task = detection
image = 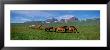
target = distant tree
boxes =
[93,18,100,21]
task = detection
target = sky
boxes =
[11,10,100,23]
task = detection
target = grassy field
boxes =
[11,21,100,40]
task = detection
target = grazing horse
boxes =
[35,25,42,29]
[67,27,75,33]
[29,25,36,29]
[59,26,79,33]
[61,26,68,29]
[68,26,79,33]
[56,26,65,32]
[45,27,56,32]
[60,26,68,32]
[29,24,43,30]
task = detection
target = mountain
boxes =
[67,17,78,22]
[59,16,79,23]
[60,19,65,23]
[45,17,58,23]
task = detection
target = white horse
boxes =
[29,24,36,29]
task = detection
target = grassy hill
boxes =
[11,20,100,40]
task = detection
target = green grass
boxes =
[11,21,100,40]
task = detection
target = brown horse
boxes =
[45,27,56,32]
[45,25,79,33]
[60,26,68,32]
[56,26,65,32]
[35,25,43,29]
[68,26,79,33]
[59,26,79,33]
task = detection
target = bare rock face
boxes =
[67,17,78,22]
[45,18,58,23]
[60,17,79,23]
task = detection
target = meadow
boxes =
[11,21,100,40]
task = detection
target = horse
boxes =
[29,24,43,30]
[68,26,79,33]
[56,26,65,33]
[58,26,79,33]
[45,27,56,32]
[29,25,36,29]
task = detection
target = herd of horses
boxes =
[29,24,79,33]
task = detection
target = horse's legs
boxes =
[45,28,47,31]
[54,28,57,32]
[74,28,79,33]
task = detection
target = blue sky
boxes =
[11,10,100,23]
